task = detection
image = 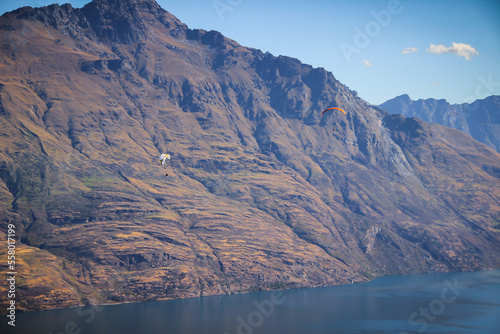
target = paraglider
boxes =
[321,107,346,131]
[321,107,346,116]
[160,154,170,165]
[160,154,170,177]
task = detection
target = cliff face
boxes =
[380,94,500,152]
[0,0,499,311]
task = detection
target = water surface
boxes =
[3,270,500,334]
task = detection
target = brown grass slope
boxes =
[0,0,499,311]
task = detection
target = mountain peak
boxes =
[80,0,184,44]
[82,0,164,14]
[1,0,186,45]
[380,94,500,152]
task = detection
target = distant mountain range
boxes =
[379,94,500,152]
[0,0,499,312]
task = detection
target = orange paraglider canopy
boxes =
[321,107,346,116]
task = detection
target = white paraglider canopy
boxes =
[160,154,170,165]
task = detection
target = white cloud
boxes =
[363,59,373,67]
[426,42,479,60]
[402,47,418,54]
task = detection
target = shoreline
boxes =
[6,267,499,315]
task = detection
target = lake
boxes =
[3,269,500,334]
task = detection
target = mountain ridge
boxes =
[0,0,499,312]
[379,94,500,152]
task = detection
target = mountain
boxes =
[0,0,499,312]
[379,94,500,152]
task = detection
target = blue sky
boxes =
[1,0,499,105]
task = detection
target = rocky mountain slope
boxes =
[0,0,499,312]
[379,94,500,152]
